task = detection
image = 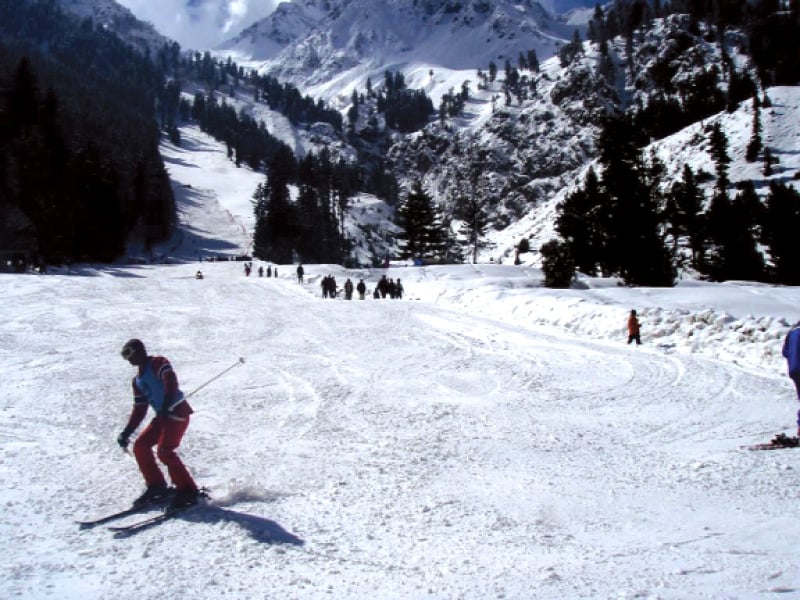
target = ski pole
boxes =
[185,356,246,399]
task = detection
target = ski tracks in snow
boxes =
[2,264,798,598]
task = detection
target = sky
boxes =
[1,120,800,599]
[542,0,600,12]
[115,0,286,49]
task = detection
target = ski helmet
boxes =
[121,338,146,360]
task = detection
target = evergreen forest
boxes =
[0,0,175,264]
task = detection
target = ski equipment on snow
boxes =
[185,357,245,399]
[76,492,175,529]
[109,490,209,535]
[745,433,800,451]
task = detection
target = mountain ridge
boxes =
[219,0,585,102]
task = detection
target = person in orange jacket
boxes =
[627,309,641,345]
[117,339,200,509]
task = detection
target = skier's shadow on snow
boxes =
[184,505,305,546]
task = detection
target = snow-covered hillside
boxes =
[494,85,800,264]
[53,0,800,271]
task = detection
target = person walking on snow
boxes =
[117,339,200,508]
[781,322,800,437]
[627,310,641,345]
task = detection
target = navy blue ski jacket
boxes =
[782,325,800,376]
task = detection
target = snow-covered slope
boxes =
[2,262,799,599]
[150,122,399,267]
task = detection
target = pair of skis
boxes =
[744,433,800,451]
[78,493,207,534]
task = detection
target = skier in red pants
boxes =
[117,339,200,509]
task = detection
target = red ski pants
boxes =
[133,416,197,492]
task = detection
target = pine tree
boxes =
[704,185,764,282]
[666,164,707,269]
[555,167,605,275]
[762,146,778,175]
[597,116,675,286]
[527,49,539,72]
[703,191,732,280]
[745,96,762,162]
[396,181,437,260]
[707,122,730,193]
[761,181,800,284]
[729,182,765,281]
[458,196,490,264]
[252,147,297,263]
[559,29,584,67]
[540,240,576,288]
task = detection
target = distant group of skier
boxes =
[242,263,278,278]
[226,262,407,301]
[319,273,403,300]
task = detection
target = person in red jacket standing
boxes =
[117,339,200,509]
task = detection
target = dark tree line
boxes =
[255,72,344,131]
[189,92,294,172]
[149,48,345,149]
[549,114,800,286]
[590,0,800,88]
[345,71,432,134]
[173,51,344,131]
[0,1,175,264]
[252,147,363,265]
[376,71,434,133]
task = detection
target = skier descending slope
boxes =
[117,339,200,509]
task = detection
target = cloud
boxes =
[538,0,599,14]
[115,0,285,50]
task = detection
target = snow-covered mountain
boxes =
[46,0,800,272]
[57,0,171,54]
[220,0,578,98]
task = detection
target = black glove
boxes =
[117,427,133,449]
